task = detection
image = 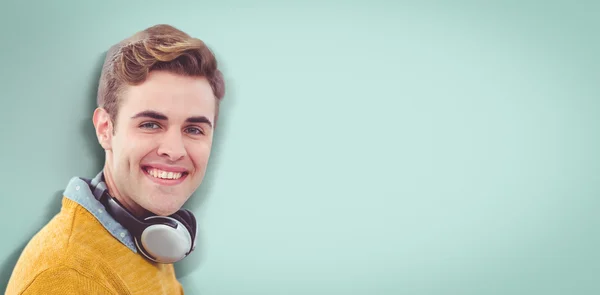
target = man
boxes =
[5,24,226,294]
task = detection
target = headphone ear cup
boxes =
[136,216,192,264]
[171,210,196,241]
[134,234,156,262]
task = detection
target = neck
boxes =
[102,163,149,219]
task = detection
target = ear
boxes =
[93,107,113,150]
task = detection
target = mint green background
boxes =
[1,0,599,294]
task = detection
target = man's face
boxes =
[100,71,216,216]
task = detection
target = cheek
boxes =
[188,142,212,168]
[124,137,156,166]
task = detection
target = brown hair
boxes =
[97,24,225,130]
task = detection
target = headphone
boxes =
[86,172,197,264]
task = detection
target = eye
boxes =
[185,126,205,135]
[140,122,161,129]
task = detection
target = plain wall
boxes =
[1,0,599,294]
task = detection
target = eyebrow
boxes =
[131,110,213,128]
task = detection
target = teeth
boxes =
[146,168,183,180]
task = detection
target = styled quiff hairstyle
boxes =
[97,24,225,130]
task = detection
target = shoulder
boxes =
[16,265,117,295]
[6,210,74,286]
[6,200,125,294]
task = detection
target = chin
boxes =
[137,172,195,215]
[145,204,181,217]
[144,193,190,216]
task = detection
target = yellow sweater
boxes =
[5,196,184,294]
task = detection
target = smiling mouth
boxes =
[143,166,189,180]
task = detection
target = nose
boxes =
[156,129,187,162]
